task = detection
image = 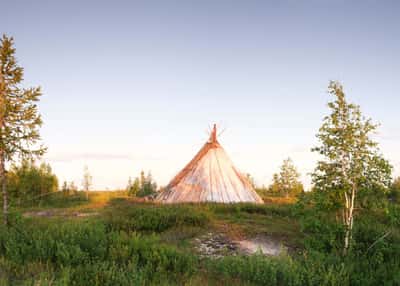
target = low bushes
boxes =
[0,220,108,266]
[1,200,399,285]
[205,202,294,217]
[207,249,400,286]
[0,220,197,285]
[103,201,210,233]
[207,254,301,286]
[12,191,88,209]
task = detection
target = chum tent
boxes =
[157,125,263,204]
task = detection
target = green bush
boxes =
[7,160,59,205]
[207,254,302,286]
[207,203,294,217]
[208,249,400,286]
[103,202,209,233]
[0,220,107,265]
[0,219,197,285]
[207,253,351,286]
[387,204,400,227]
[299,214,345,253]
[1,200,399,285]
[27,191,88,208]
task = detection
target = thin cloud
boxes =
[45,152,163,162]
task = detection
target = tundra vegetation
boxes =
[0,35,399,285]
[126,170,158,198]
[264,158,304,198]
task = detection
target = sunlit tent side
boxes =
[157,125,263,204]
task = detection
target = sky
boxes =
[2,0,399,190]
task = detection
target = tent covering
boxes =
[157,125,263,204]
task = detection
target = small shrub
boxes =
[208,203,294,218]
[0,218,198,285]
[207,254,302,286]
[103,202,209,233]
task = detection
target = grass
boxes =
[0,192,399,285]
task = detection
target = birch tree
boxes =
[312,81,392,253]
[0,35,46,225]
[82,165,92,200]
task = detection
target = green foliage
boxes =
[61,261,144,286]
[6,159,58,205]
[61,180,78,196]
[209,202,294,218]
[310,81,392,252]
[295,192,344,253]
[127,170,157,197]
[0,199,399,285]
[0,220,107,266]
[389,177,400,203]
[268,158,304,197]
[358,184,389,211]
[0,219,197,285]
[207,247,400,286]
[207,254,302,286]
[312,81,392,201]
[301,214,345,253]
[295,189,400,284]
[126,177,140,197]
[35,191,88,208]
[104,201,209,233]
[0,35,46,161]
[386,204,400,227]
[0,34,47,224]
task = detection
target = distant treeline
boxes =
[2,160,161,205]
[126,171,158,198]
[4,157,399,207]
[6,160,58,205]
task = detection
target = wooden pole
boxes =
[211,124,217,143]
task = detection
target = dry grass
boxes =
[262,196,298,204]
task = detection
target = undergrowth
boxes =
[0,198,398,285]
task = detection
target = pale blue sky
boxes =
[2,0,399,189]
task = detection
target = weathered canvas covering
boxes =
[157,125,263,204]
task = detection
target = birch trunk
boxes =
[344,184,356,254]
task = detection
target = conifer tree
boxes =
[0,35,46,225]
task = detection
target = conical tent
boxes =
[157,125,263,204]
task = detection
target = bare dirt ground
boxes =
[194,231,286,258]
[235,236,285,256]
[23,209,99,218]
